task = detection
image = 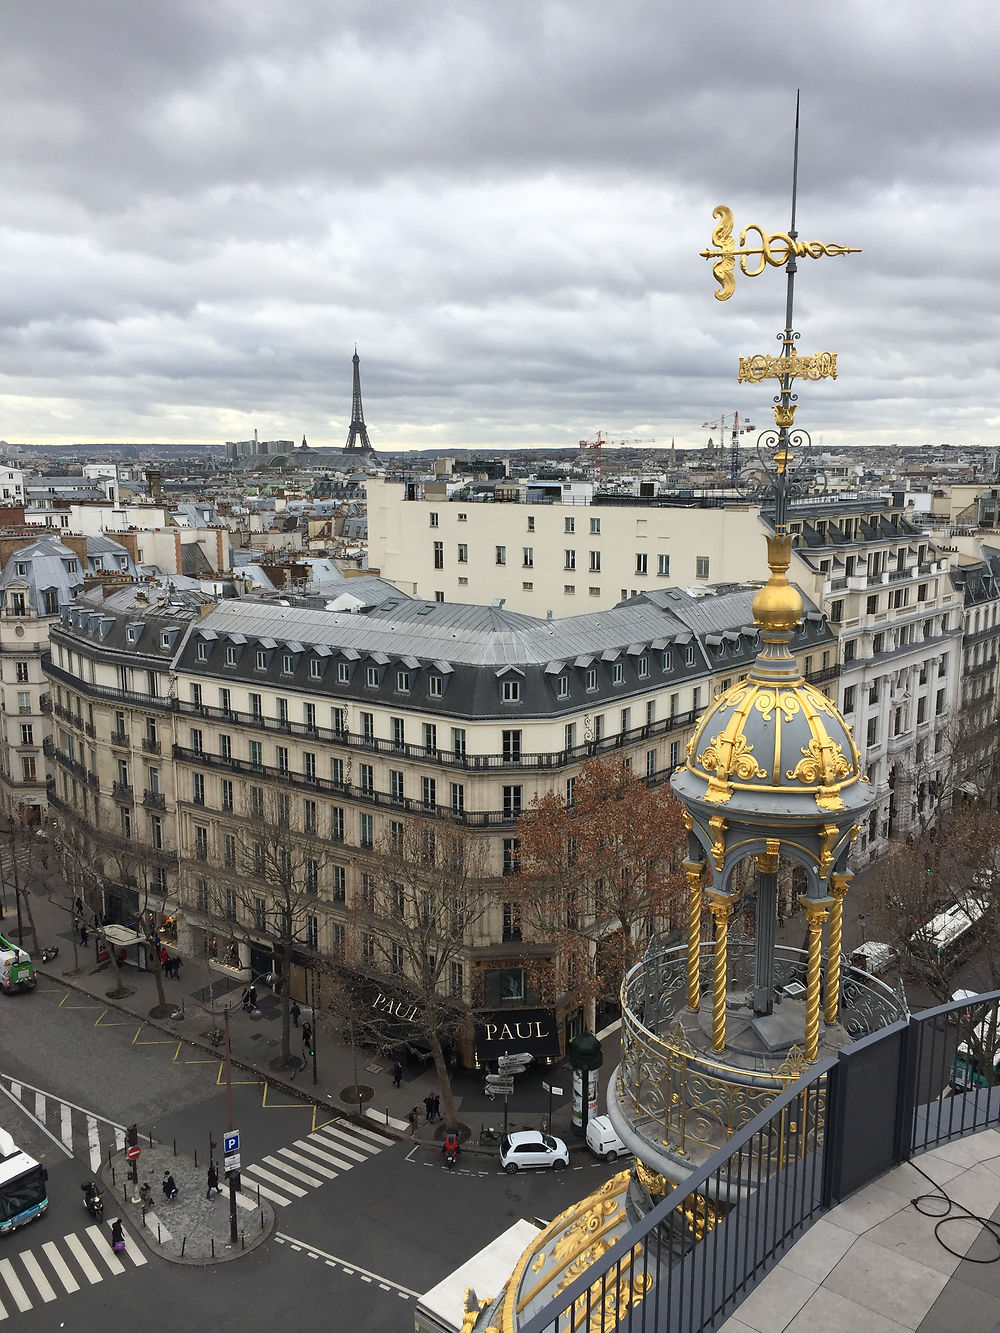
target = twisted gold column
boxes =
[683,858,705,1012]
[800,896,831,1062]
[824,873,852,1025]
[706,892,734,1054]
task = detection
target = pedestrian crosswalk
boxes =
[235,1119,394,1209]
[0,1075,125,1170]
[0,1223,145,1318]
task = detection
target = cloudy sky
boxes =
[3,2,999,451]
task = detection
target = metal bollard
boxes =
[194,1149,198,1168]
[257,1184,260,1206]
[211,1237,215,1259]
[173,1139,177,1156]
[385,1107,389,1125]
[111,1165,116,1186]
[148,1130,153,1147]
[259,1211,264,1232]
[241,1230,245,1250]
[181,1236,186,1257]
[157,1224,161,1244]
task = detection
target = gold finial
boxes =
[701,205,860,302]
[752,533,803,633]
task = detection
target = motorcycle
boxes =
[40,946,59,963]
[443,1134,460,1170]
[81,1181,104,1223]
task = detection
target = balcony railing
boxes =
[43,654,701,772]
[47,791,178,866]
[110,730,130,748]
[111,781,134,803]
[142,790,165,810]
[142,737,161,754]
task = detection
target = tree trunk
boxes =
[427,1023,457,1131]
[18,888,39,956]
[278,947,291,1064]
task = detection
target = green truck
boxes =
[0,934,36,994]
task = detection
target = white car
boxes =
[585,1115,627,1162]
[500,1131,569,1174]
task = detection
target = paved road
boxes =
[0,978,621,1331]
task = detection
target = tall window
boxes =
[658,554,670,576]
[502,785,522,819]
[635,553,648,575]
[331,865,345,901]
[422,776,436,810]
[695,556,710,579]
[433,541,444,569]
[331,807,345,841]
[303,799,317,833]
[360,814,374,847]
[496,546,506,565]
[450,782,464,815]
[502,729,522,762]
[451,727,466,757]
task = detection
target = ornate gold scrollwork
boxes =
[678,1191,722,1241]
[636,1159,668,1197]
[815,823,841,880]
[701,204,860,301]
[738,352,838,383]
[786,736,851,789]
[698,730,768,785]
[708,816,727,872]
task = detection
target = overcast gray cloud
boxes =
[2,1,999,450]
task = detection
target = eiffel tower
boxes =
[344,347,374,452]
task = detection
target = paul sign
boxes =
[474,1008,560,1062]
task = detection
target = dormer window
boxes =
[309,658,322,679]
[684,645,696,666]
[556,675,569,699]
[281,653,294,674]
[15,563,27,577]
[501,679,520,702]
[255,650,267,670]
[612,662,624,685]
[225,646,237,666]
[366,666,379,687]
[637,656,649,678]
[337,663,350,683]
[396,670,410,693]
[428,675,443,697]
[196,642,208,662]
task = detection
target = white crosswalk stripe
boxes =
[0,1075,125,1169]
[235,1117,394,1208]
[0,1225,146,1317]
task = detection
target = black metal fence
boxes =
[518,988,1000,1333]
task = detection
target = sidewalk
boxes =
[10,880,617,1155]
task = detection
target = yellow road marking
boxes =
[94,1009,125,1026]
[131,1025,174,1046]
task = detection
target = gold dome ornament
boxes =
[752,533,803,634]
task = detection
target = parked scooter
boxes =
[40,945,59,963]
[81,1181,104,1223]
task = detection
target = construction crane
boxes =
[702,413,756,484]
[578,433,655,477]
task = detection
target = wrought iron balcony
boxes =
[111,781,134,803]
[110,730,130,748]
[141,737,161,754]
[617,939,908,1171]
[142,790,165,810]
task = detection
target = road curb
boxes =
[39,963,405,1142]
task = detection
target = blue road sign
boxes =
[224,1130,240,1156]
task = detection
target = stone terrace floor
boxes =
[719,1128,1000,1333]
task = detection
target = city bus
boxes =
[907,897,985,976]
[0,1128,48,1234]
[0,933,36,994]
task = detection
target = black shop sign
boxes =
[474,1008,561,1061]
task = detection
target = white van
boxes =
[585,1115,627,1162]
[849,941,897,977]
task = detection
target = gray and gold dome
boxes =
[672,532,872,889]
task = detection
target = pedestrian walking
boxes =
[206,1163,221,1199]
[290,1001,301,1028]
[423,1093,435,1123]
[301,1021,313,1054]
[408,1107,420,1138]
[162,1171,178,1202]
[160,946,169,971]
[431,1094,441,1123]
[172,956,182,979]
[138,1182,152,1216]
[392,1061,402,1088]
[110,1218,125,1253]
[80,923,88,947]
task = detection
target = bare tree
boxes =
[512,756,686,1025]
[208,787,333,1070]
[49,818,132,998]
[337,814,491,1131]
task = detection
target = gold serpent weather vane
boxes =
[700,204,860,303]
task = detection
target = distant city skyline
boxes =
[3,3,999,450]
